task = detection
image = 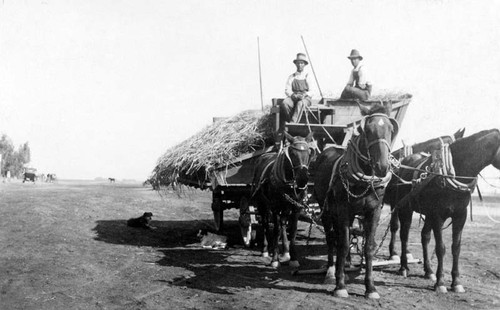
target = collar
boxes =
[293,70,307,77]
[353,63,363,72]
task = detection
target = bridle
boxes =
[272,139,312,192]
[336,113,397,199]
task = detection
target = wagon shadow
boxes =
[93,219,339,294]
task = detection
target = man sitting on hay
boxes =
[340,49,372,101]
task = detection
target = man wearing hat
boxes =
[340,49,372,101]
[279,53,314,128]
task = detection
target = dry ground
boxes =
[1,180,500,310]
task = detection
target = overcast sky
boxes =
[1,0,499,180]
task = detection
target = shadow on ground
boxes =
[92,219,358,295]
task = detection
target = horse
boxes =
[313,101,398,299]
[108,178,116,183]
[393,129,500,293]
[385,128,466,261]
[251,132,314,268]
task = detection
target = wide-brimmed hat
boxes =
[293,53,309,65]
[347,49,363,60]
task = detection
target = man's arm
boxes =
[305,73,315,98]
[346,70,354,87]
[285,74,294,97]
[358,66,370,89]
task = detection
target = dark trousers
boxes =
[279,96,312,130]
[340,85,371,101]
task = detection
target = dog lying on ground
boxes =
[127,212,157,230]
[197,229,227,249]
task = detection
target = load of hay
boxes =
[151,108,275,188]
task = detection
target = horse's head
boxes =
[358,101,398,177]
[283,131,314,189]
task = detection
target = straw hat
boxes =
[347,49,363,60]
[293,53,309,65]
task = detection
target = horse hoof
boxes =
[389,255,400,262]
[435,285,447,293]
[426,273,437,281]
[406,253,414,260]
[280,252,291,262]
[270,261,280,268]
[333,289,349,298]
[324,267,335,284]
[452,285,465,293]
[398,269,408,278]
[262,252,269,258]
[365,292,380,299]
[289,260,300,268]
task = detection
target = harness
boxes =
[392,142,478,222]
[252,139,312,203]
[329,113,395,201]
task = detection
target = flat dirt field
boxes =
[1,180,500,310]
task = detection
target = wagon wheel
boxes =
[239,196,257,247]
[212,196,224,233]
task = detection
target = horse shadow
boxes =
[92,219,341,294]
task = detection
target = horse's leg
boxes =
[363,207,382,299]
[421,219,435,280]
[333,212,350,298]
[279,216,290,262]
[398,207,413,277]
[288,211,300,268]
[259,205,270,258]
[389,203,400,261]
[431,217,447,293]
[323,212,336,285]
[451,210,467,293]
[270,212,281,268]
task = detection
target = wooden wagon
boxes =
[186,96,411,245]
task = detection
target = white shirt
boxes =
[285,71,315,98]
[347,63,371,89]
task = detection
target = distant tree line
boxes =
[0,134,31,177]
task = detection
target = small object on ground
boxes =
[127,212,157,230]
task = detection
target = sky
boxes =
[1,0,499,180]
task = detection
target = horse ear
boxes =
[357,101,371,116]
[357,117,366,135]
[305,132,314,142]
[383,101,393,116]
[390,118,399,142]
[283,131,294,143]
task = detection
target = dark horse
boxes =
[385,128,466,261]
[251,132,314,268]
[314,101,398,299]
[393,129,500,293]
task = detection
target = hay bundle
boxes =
[371,90,412,102]
[152,108,275,188]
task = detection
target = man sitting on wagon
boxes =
[279,53,314,130]
[340,49,372,101]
